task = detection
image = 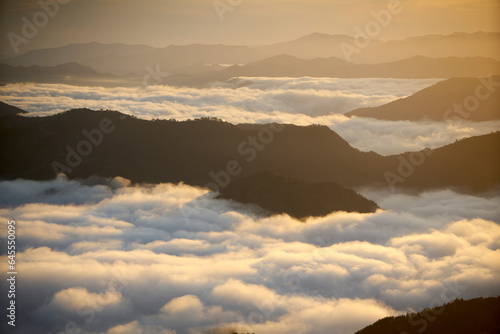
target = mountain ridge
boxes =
[2,32,499,75]
[163,55,500,87]
[1,103,499,193]
[355,297,500,334]
[2,42,155,67]
[217,171,380,219]
[0,63,135,87]
[346,76,500,121]
[2,55,499,88]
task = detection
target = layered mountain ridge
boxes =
[1,103,499,194]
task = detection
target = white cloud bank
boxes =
[0,178,499,334]
[0,77,438,116]
[3,78,498,155]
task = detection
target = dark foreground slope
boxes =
[390,133,500,191]
[218,172,379,219]
[347,76,500,121]
[356,297,500,334]
[0,107,388,187]
[0,101,27,117]
[1,104,499,192]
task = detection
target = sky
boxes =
[0,0,499,56]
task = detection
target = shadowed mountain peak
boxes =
[217,171,379,219]
[346,76,500,121]
[1,104,499,193]
[356,297,500,334]
[0,102,27,117]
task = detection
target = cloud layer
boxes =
[1,79,499,155]
[1,178,499,334]
[0,77,438,116]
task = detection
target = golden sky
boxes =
[0,0,499,55]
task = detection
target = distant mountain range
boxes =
[163,55,500,87]
[356,297,500,334]
[1,103,499,194]
[1,42,155,67]
[0,63,137,87]
[347,76,500,121]
[258,32,500,63]
[350,31,500,63]
[217,172,379,219]
[1,32,499,76]
[1,55,499,88]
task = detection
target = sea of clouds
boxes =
[1,78,499,155]
[0,177,499,334]
[1,77,499,333]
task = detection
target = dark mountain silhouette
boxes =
[0,63,137,87]
[0,107,386,188]
[217,172,379,219]
[163,55,500,87]
[1,104,499,193]
[392,133,500,191]
[355,297,500,334]
[1,42,155,67]
[0,102,27,117]
[346,76,500,121]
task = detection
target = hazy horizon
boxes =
[4,30,500,53]
[1,0,499,56]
